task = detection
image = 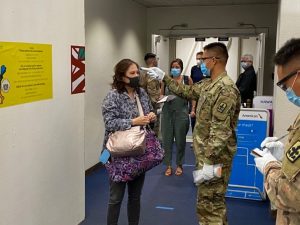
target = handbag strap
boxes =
[135,94,144,116]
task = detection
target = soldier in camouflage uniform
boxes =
[254,38,300,225]
[139,53,161,136]
[146,42,241,225]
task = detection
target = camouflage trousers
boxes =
[196,165,232,225]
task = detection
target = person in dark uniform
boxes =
[236,54,257,107]
[191,51,205,83]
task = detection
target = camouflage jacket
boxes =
[164,72,241,167]
[264,113,300,225]
[139,72,161,109]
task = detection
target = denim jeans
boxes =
[107,173,145,225]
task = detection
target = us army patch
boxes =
[286,141,300,163]
[217,102,227,113]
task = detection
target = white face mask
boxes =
[196,59,201,66]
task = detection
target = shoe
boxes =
[175,166,183,176]
[164,166,172,176]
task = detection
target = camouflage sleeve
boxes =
[203,88,238,164]
[146,78,161,104]
[163,75,200,100]
[264,162,300,212]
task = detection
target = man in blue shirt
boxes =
[191,51,205,83]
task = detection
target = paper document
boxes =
[157,96,168,103]
[157,95,176,103]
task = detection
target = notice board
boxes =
[0,41,52,108]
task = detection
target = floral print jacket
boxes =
[102,88,153,149]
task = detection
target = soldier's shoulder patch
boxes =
[213,96,233,121]
[217,102,227,113]
[286,140,300,163]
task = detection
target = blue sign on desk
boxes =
[226,109,269,200]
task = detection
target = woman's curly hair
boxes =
[112,58,140,93]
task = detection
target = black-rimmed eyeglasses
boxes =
[276,70,299,91]
[199,56,220,64]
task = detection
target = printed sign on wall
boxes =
[0,42,52,108]
[71,46,85,94]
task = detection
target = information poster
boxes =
[0,42,52,108]
[226,109,269,200]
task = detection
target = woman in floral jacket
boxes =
[102,58,156,225]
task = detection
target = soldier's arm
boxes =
[146,79,161,104]
[203,88,239,164]
[264,162,300,212]
[163,75,200,100]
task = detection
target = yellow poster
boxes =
[0,42,52,108]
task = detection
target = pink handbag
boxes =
[106,95,146,157]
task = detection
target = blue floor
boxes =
[81,143,276,225]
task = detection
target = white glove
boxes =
[193,169,205,186]
[194,163,222,185]
[254,152,277,174]
[145,67,165,80]
[261,137,284,161]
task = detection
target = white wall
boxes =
[0,1,85,225]
[155,35,170,73]
[147,4,278,95]
[273,0,300,138]
[175,37,240,82]
[84,0,147,169]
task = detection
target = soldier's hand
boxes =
[261,137,284,161]
[254,152,277,174]
[201,163,223,181]
[193,169,204,186]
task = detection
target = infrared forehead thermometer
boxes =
[140,67,152,72]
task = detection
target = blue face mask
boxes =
[170,68,181,77]
[286,87,300,107]
[200,63,210,77]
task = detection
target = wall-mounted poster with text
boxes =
[0,42,52,108]
[71,45,85,94]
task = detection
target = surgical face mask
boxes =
[200,63,210,76]
[170,68,181,77]
[241,62,249,70]
[196,59,201,66]
[125,76,140,88]
[286,87,300,107]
